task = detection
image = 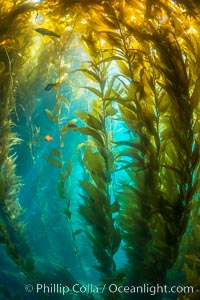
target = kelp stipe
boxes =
[43,25,90,282]
[75,31,122,298]
[0,44,35,283]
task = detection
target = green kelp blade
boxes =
[76,67,100,82]
[110,227,121,254]
[76,110,102,130]
[75,110,88,123]
[90,173,106,190]
[83,86,102,98]
[61,119,78,136]
[104,75,117,99]
[45,109,58,123]
[117,59,131,78]
[79,180,107,204]
[83,146,106,177]
[100,31,122,48]
[118,148,144,163]
[45,156,62,168]
[35,28,60,38]
[114,140,145,153]
[57,178,65,199]
[86,114,102,130]
[160,164,182,176]
[64,160,72,179]
[85,230,103,249]
[78,127,104,146]
[50,148,61,158]
[80,204,107,228]
[61,124,70,136]
[98,14,118,29]
[83,146,107,188]
[105,104,118,117]
[107,150,115,174]
[57,95,70,110]
[79,205,97,225]
[76,142,86,152]
[64,208,71,219]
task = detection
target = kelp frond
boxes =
[75,31,122,297]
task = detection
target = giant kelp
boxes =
[0,0,36,286]
[69,0,200,296]
[0,1,87,298]
[0,0,200,299]
[76,32,122,293]
[105,7,170,289]
[44,20,122,296]
[90,0,200,293]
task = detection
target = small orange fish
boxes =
[44,135,53,142]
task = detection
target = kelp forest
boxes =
[0,0,200,299]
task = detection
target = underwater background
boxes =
[0,0,200,299]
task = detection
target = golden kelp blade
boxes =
[35,28,60,38]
